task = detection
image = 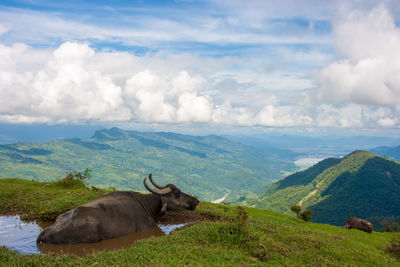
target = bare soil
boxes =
[158,210,222,225]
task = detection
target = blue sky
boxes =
[0,0,400,133]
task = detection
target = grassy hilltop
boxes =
[1,178,399,266]
[242,150,400,228]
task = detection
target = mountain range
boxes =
[0,127,297,201]
[1,126,400,230]
[370,145,400,161]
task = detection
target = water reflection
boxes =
[0,215,43,254]
[0,215,193,256]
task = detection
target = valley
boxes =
[0,127,298,201]
[1,127,399,231]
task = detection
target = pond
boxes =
[0,215,193,256]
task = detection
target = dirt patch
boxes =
[0,211,19,216]
[158,210,222,225]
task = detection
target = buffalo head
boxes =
[143,174,199,213]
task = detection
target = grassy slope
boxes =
[0,178,399,266]
[243,157,342,213]
[0,128,297,201]
[0,178,108,221]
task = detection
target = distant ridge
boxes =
[0,127,297,201]
[370,145,400,161]
[241,150,400,228]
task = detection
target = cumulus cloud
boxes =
[0,40,316,127]
[1,41,318,127]
[0,42,131,123]
[124,70,210,123]
[315,6,400,106]
[314,5,400,128]
[2,10,400,130]
[0,42,215,124]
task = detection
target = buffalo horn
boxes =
[149,173,167,189]
[143,178,172,195]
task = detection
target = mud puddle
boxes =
[0,213,204,256]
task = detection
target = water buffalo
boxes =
[37,174,199,244]
[343,217,374,233]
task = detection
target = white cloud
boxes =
[362,106,398,128]
[254,105,313,127]
[0,5,331,47]
[314,104,363,128]
[125,70,175,122]
[0,42,131,123]
[315,6,400,107]
[0,42,220,124]
[377,117,396,127]
[177,93,212,122]
[0,29,399,129]
[124,70,210,123]
[312,5,400,128]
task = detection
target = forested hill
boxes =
[0,127,297,201]
[241,150,400,227]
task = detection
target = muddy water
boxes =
[37,226,165,256]
[0,215,193,256]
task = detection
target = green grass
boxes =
[0,178,107,221]
[1,178,400,266]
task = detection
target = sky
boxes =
[1,0,400,134]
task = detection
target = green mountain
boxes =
[370,145,400,161]
[241,150,400,228]
[0,127,297,201]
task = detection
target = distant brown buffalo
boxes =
[343,217,374,233]
[37,174,199,244]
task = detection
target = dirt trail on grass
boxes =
[298,181,324,207]
[298,189,317,207]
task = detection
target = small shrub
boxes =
[290,205,301,216]
[58,168,92,186]
[91,186,100,192]
[299,209,314,222]
[290,205,314,222]
[71,168,92,182]
[383,221,393,232]
[385,236,400,258]
[227,206,248,237]
[382,220,400,232]
[107,186,116,191]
